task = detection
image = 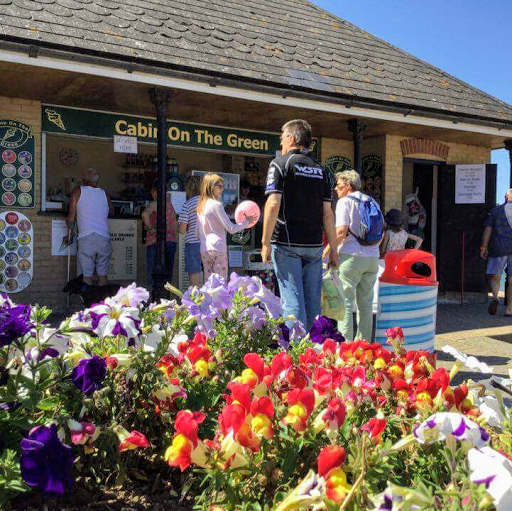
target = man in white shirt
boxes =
[326,169,380,341]
[67,167,114,286]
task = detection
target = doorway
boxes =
[402,159,441,255]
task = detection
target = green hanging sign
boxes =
[42,105,318,158]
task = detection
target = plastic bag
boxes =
[321,268,345,321]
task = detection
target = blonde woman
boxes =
[197,173,256,281]
[178,175,202,286]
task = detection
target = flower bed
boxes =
[1,274,512,511]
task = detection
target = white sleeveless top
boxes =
[387,229,408,252]
[77,186,110,239]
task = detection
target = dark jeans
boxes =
[146,241,177,286]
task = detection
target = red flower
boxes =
[105,356,118,369]
[117,430,150,452]
[361,417,386,443]
[322,339,338,355]
[271,352,292,378]
[317,445,346,477]
[385,327,404,340]
[229,383,252,411]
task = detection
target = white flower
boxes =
[89,298,141,340]
[372,482,430,510]
[413,412,490,448]
[441,345,493,373]
[468,446,512,510]
[112,283,150,308]
[143,326,186,355]
[274,470,325,511]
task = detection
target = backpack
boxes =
[347,194,384,246]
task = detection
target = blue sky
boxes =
[314,0,512,201]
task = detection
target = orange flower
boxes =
[317,446,351,503]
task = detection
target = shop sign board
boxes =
[114,135,138,154]
[108,219,137,281]
[0,211,33,293]
[362,155,383,204]
[0,120,35,208]
[42,105,319,158]
[455,164,486,204]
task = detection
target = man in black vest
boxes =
[261,119,339,330]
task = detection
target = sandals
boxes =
[488,299,499,315]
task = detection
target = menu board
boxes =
[0,211,33,293]
[107,219,137,281]
[0,120,35,208]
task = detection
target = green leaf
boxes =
[36,396,59,411]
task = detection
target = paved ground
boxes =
[436,302,512,382]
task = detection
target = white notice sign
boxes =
[228,246,243,268]
[455,164,486,204]
[114,135,138,154]
[170,191,187,215]
[51,219,77,256]
[108,219,137,280]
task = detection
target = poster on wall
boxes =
[191,170,239,216]
[107,219,137,281]
[455,164,486,204]
[0,120,35,208]
[361,155,383,204]
[0,211,33,293]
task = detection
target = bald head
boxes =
[82,167,99,186]
[506,189,512,202]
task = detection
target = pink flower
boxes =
[68,420,100,453]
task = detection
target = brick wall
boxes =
[0,96,151,312]
[320,137,353,165]
[383,135,491,210]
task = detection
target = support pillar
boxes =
[505,140,512,307]
[347,118,367,174]
[149,87,172,301]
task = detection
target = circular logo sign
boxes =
[5,252,17,265]
[18,246,31,258]
[325,156,352,176]
[18,233,31,245]
[18,151,32,165]
[2,164,16,177]
[5,239,18,251]
[18,165,32,178]
[18,259,30,271]
[0,121,32,149]
[18,220,31,232]
[5,266,17,279]
[5,226,18,238]
[5,212,18,225]
[18,193,32,206]
[5,279,18,292]
[17,272,31,288]
[2,150,16,164]
[2,178,16,192]
[18,179,32,193]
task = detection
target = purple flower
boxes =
[309,316,344,344]
[25,347,60,363]
[227,272,260,297]
[71,355,107,395]
[239,306,266,331]
[20,424,75,496]
[0,300,32,347]
[0,401,20,412]
[201,274,232,310]
[182,288,220,337]
[278,324,291,350]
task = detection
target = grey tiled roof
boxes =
[1,0,511,125]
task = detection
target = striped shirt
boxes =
[179,195,200,244]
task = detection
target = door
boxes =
[412,163,434,252]
[436,164,497,292]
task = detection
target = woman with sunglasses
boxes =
[197,173,257,281]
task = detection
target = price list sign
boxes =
[107,219,137,281]
[0,120,35,208]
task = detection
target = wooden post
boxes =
[347,118,367,174]
[149,87,172,301]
